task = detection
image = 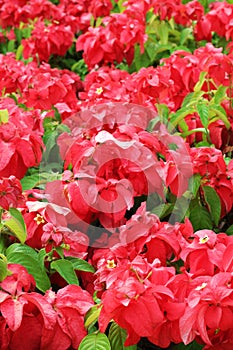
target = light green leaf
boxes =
[0,254,9,282]
[194,72,207,92]
[20,174,40,191]
[170,107,195,127]
[197,101,209,128]
[78,332,111,350]
[3,211,27,244]
[85,306,101,329]
[209,105,231,129]
[213,85,227,104]
[51,259,79,285]
[0,109,9,124]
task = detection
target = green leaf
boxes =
[197,101,209,128]
[38,248,48,270]
[189,174,201,198]
[180,27,193,45]
[20,174,40,191]
[0,109,9,124]
[6,244,51,292]
[66,257,95,273]
[78,332,111,350]
[181,91,205,108]
[7,40,15,52]
[170,107,195,127]
[213,85,227,104]
[0,254,10,282]
[3,210,27,244]
[175,340,204,349]
[226,224,233,235]
[9,208,27,233]
[209,104,231,129]
[194,72,207,92]
[203,186,221,226]
[189,202,213,231]
[108,322,137,350]
[6,243,39,260]
[85,305,101,329]
[157,21,168,45]
[51,259,79,285]
[16,44,23,60]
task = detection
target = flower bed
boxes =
[0,0,233,349]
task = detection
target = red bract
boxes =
[180,273,233,347]
[190,147,233,215]
[88,0,113,19]
[41,223,89,259]
[0,264,56,349]
[180,230,233,276]
[22,19,74,63]
[98,256,184,347]
[0,176,24,210]
[0,0,59,28]
[152,0,204,27]
[194,2,233,42]
[43,285,94,349]
[0,98,44,179]
[76,12,147,69]
[21,63,83,119]
[23,201,70,249]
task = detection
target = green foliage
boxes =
[2,208,27,243]
[50,259,79,285]
[108,322,137,350]
[78,332,111,350]
[66,257,95,273]
[203,186,221,226]
[6,244,51,292]
[189,200,213,231]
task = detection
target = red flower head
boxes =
[0,176,24,211]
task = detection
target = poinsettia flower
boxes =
[43,285,94,349]
[0,176,24,210]
[180,272,233,346]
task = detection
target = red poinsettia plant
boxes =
[0,0,233,350]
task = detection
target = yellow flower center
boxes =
[96,87,103,95]
[106,259,116,269]
[34,214,45,225]
[199,235,209,244]
[195,282,207,291]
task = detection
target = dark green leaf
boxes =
[51,259,79,285]
[66,257,95,273]
[189,174,201,198]
[189,202,213,231]
[203,186,221,226]
[6,244,51,292]
[226,225,233,235]
[108,322,137,350]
